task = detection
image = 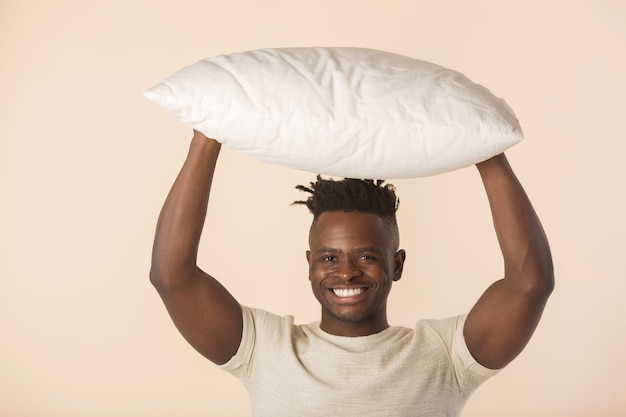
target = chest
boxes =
[246,336,462,417]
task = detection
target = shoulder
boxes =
[245,306,297,334]
[242,306,307,350]
[217,306,300,375]
[418,315,501,380]
[417,315,466,345]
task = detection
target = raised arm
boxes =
[150,130,242,365]
[464,153,554,369]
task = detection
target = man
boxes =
[150,130,554,416]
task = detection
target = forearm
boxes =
[476,154,554,293]
[150,131,222,285]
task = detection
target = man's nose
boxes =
[336,259,361,281]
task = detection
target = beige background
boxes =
[1,0,625,416]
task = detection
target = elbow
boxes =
[149,260,197,292]
[506,252,555,299]
[529,241,555,296]
[527,258,555,299]
[149,265,168,290]
[149,263,181,292]
[536,266,555,298]
[538,249,555,296]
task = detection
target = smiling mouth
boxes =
[332,288,367,298]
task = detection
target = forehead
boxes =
[309,211,395,250]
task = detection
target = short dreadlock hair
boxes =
[293,175,400,225]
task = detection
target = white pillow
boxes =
[144,47,523,178]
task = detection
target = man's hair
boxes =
[293,175,400,225]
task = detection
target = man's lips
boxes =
[332,287,366,297]
[327,287,370,303]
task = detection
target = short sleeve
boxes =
[216,305,255,382]
[451,315,501,394]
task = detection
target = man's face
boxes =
[306,210,405,337]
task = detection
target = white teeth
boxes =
[332,288,365,297]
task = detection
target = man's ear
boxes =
[306,251,313,282]
[393,249,406,281]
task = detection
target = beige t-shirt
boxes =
[219,306,499,417]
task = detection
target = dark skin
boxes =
[151,130,554,368]
[306,211,405,337]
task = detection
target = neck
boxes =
[320,313,389,337]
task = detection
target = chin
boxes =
[327,305,375,324]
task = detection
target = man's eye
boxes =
[321,256,335,262]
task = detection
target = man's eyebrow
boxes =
[315,247,339,253]
[354,247,381,254]
[313,247,381,254]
